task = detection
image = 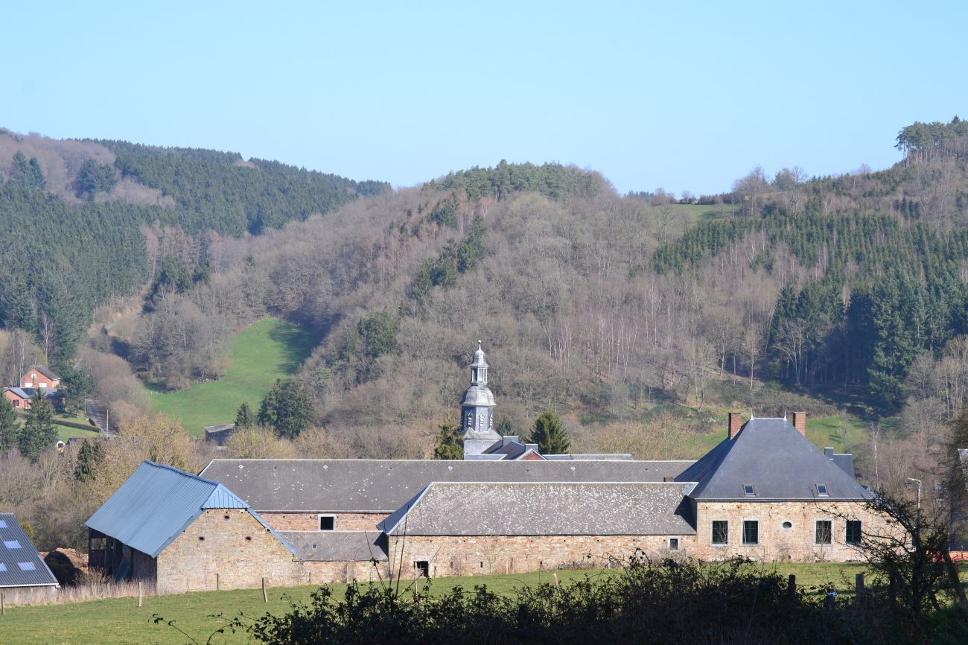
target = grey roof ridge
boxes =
[411,480,698,486]
[202,457,696,464]
[378,484,432,535]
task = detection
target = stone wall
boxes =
[303,560,388,584]
[691,500,885,562]
[261,512,385,532]
[389,534,694,579]
[156,509,306,594]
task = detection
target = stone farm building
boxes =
[86,344,885,593]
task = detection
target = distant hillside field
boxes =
[146,319,316,435]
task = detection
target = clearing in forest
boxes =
[146,319,316,435]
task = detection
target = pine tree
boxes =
[432,423,463,460]
[0,396,17,452]
[17,396,56,462]
[529,411,570,455]
[496,418,516,437]
[235,402,255,429]
[258,380,313,439]
[73,439,104,482]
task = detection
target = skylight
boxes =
[3,540,21,549]
[816,483,829,497]
[0,563,6,572]
[17,561,36,571]
[0,519,7,528]
[743,484,755,497]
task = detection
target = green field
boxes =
[0,564,869,644]
[146,319,317,435]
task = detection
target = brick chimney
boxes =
[791,411,806,436]
[727,412,743,439]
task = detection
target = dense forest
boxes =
[0,130,389,367]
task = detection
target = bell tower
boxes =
[459,341,499,455]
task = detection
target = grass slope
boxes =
[146,319,316,435]
[0,564,869,644]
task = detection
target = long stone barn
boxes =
[85,414,886,592]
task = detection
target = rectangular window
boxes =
[668,537,679,551]
[815,520,832,544]
[742,520,759,545]
[846,520,862,545]
[0,519,6,528]
[743,484,755,497]
[0,563,6,572]
[816,483,829,497]
[3,540,22,549]
[414,560,429,577]
[712,520,728,545]
[319,515,335,531]
[18,561,36,571]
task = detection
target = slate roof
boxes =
[379,482,696,536]
[28,365,60,381]
[200,459,696,513]
[676,418,872,501]
[4,387,32,400]
[281,531,388,562]
[86,461,293,558]
[0,513,59,588]
[544,454,634,461]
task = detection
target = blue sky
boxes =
[3,1,965,194]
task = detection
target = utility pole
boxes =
[906,477,923,510]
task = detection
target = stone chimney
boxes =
[727,412,743,439]
[791,411,806,436]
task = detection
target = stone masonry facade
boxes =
[261,512,385,532]
[156,509,306,594]
[389,535,692,579]
[689,501,886,562]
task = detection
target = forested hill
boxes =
[0,129,389,365]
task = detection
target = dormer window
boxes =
[816,483,828,497]
[743,484,755,497]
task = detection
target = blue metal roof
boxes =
[0,513,59,588]
[85,461,261,558]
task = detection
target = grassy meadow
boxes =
[145,319,316,436]
[0,563,871,645]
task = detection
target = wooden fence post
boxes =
[262,577,268,603]
[855,573,864,600]
[1,589,5,616]
[138,581,143,608]
[787,574,796,599]
[216,573,220,591]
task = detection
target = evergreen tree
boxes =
[258,380,313,439]
[0,396,17,453]
[496,418,516,437]
[432,423,463,460]
[235,402,255,428]
[17,396,56,461]
[60,365,95,413]
[73,439,104,482]
[528,411,570,455]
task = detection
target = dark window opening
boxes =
[743,483,755,497]
[224,514,230,520]
[198,536,205,541]
[415,560,429,577]
[743,520,759,545]
[816,483,829,497]
[319,516,335,531]
[245,536,252,542]
[668,538,679,551]
[712,520,728,545]
[846,520,862,545]
[782,521,793,529]
[816,520,832,545]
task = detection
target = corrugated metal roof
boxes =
[85,461,261,558]
[0,513,59,588]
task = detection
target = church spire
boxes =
[459,341,499,456]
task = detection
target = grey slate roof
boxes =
[281,531,388,562]
[379,482,696,536]
[87,461,293,558]
[676,418,872,501]
[29,365,60,381]
[199,459,696,513]
[0,513,59,588]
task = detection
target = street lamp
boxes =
[906,477,923,510]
